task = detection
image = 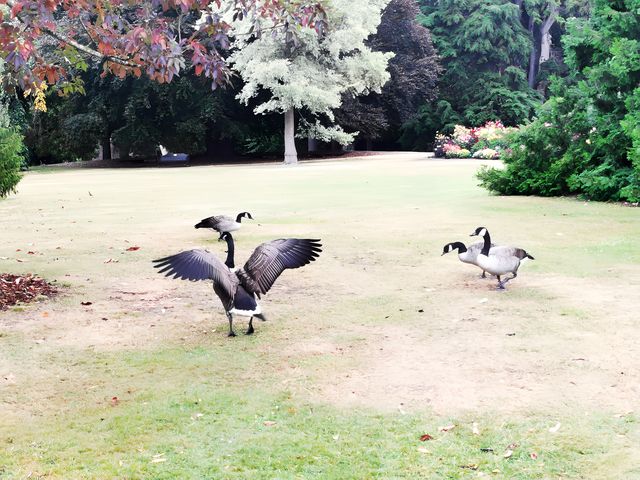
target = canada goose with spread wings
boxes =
[153,233,321,336]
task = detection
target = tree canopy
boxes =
[230,0,393,163]
[336,0,440,147]
[0,0,326,96]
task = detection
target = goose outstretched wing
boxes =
[153,249,238,309]
[237,239,322,296]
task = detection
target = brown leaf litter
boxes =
[0,273,58,310]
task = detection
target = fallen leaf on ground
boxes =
[530,452,538,460]
[549,422,561,433]
[419,434,433,441]
[126,246,141,251]
[438,424,455,432]
[110,396,119,406]
[263,421,277,427]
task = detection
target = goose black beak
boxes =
[469,233,477,237]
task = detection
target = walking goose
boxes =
[195,212,253,237]
[441,241,494,277]
[153,232,322,336]
[469,227,534,289]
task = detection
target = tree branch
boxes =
[5,0,139,68]
[41,26,140,68]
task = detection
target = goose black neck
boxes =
[235,213,245,223]
[454,242,467,253]
[480,230,491,255]
[224,233,235,268]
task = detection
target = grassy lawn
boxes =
[1,154,639,479]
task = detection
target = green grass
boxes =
[2,345,638,479]
[1,155,640,478]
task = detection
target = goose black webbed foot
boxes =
[246,317,255,335]
[480,271,487,279]
[226,312,236,337]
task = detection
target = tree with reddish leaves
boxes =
[0,0,326,97]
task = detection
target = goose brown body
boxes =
[194,212,253,235]
[470,227,534,289]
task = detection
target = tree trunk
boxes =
[308,137,318,154]
[527,15,539,89]
[101,136,112,161]
[539,7,557,63]
[527,5,558,89]
[283,108,298,164]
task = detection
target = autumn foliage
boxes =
[0,0,326,94]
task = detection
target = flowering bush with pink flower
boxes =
[435,120,517,159]
[472,148,500,159]
[452,125,476,149]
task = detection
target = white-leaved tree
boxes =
[229,0,393,164]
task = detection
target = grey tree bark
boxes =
[284,108,298,164]
[525,4,559,88]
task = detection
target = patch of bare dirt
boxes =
[309,274,640,414]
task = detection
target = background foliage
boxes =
[0,63,24,198]
[478,0,640,202]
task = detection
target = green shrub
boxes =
[477,1,640,203]
[0,125,24,198]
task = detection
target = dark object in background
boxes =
[159,153,190,165]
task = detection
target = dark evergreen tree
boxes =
[336,0,440,149]
[403,0,540,149]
